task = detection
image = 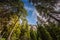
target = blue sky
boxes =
[22,0,37,25]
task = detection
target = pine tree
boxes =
[0,0,27,40]
[37,24,52,40]
[30,29,37,40]
[19,19,30,40]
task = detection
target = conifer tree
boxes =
[0,0,27,40]
[30,29,37,40]
[19,19,30,40]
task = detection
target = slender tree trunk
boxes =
[7,16,20,40]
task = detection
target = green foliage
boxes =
[30,30,37,40]
[37,25,52,40]
[29,0,60,39]
[19,21,30,40]
[0,38,5,40]
[0,0,60,40]
[0,0,28,40]
[44,23,60,40]
[37,23,60,40]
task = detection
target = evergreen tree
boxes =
[30,29,37,40]
[0,0,27,40]
[37,24,52,40]
[19,19,30,40]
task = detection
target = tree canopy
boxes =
[29,0,60,25]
